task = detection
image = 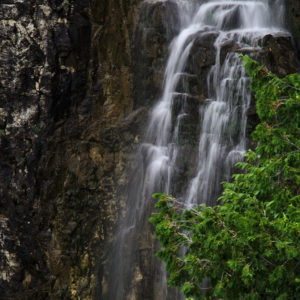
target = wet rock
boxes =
[219,39,239,64]
[260,33,299,77]
[175,73,199,95]
[185,30,219,101]
[132,0,181,108]
[217,32,298,77]
[189,30,219,68]
[140,0,181,39]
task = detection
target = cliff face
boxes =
[0,1,93,298]
[0,0,299,299]
[0,0,171,298]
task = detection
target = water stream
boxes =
[106,1,287,299]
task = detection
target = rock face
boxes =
[0,0,178,299]
[132,0,181,108]
[285,0,300,60]
[0,1,92,298]
[0,0,299,299]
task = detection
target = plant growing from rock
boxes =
[150,56,300,299]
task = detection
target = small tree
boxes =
[150,56,300,299]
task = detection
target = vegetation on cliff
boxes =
[150,56,300,299]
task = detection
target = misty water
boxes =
[106,0,287,299]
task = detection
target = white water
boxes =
[107,1,287,299]
[144,0,283,206]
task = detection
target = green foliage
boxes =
[31,124,41,134]
[150,56,300,299]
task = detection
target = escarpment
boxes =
[0,0,299,299]
[0,0,179,298]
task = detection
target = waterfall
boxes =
[106,1,288,299]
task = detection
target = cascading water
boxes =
[106,1,288,299]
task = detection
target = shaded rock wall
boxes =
[0,0,176,299]
[285,0,300,60]
[0,1,92,298]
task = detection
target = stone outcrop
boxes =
[0,0,299,299]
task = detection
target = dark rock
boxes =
[190,30,219,67]
[140,0,181,39]
[132,0,181,108]
[259,33,299,77]
[185,30,219,102]
[283,0,300,61]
